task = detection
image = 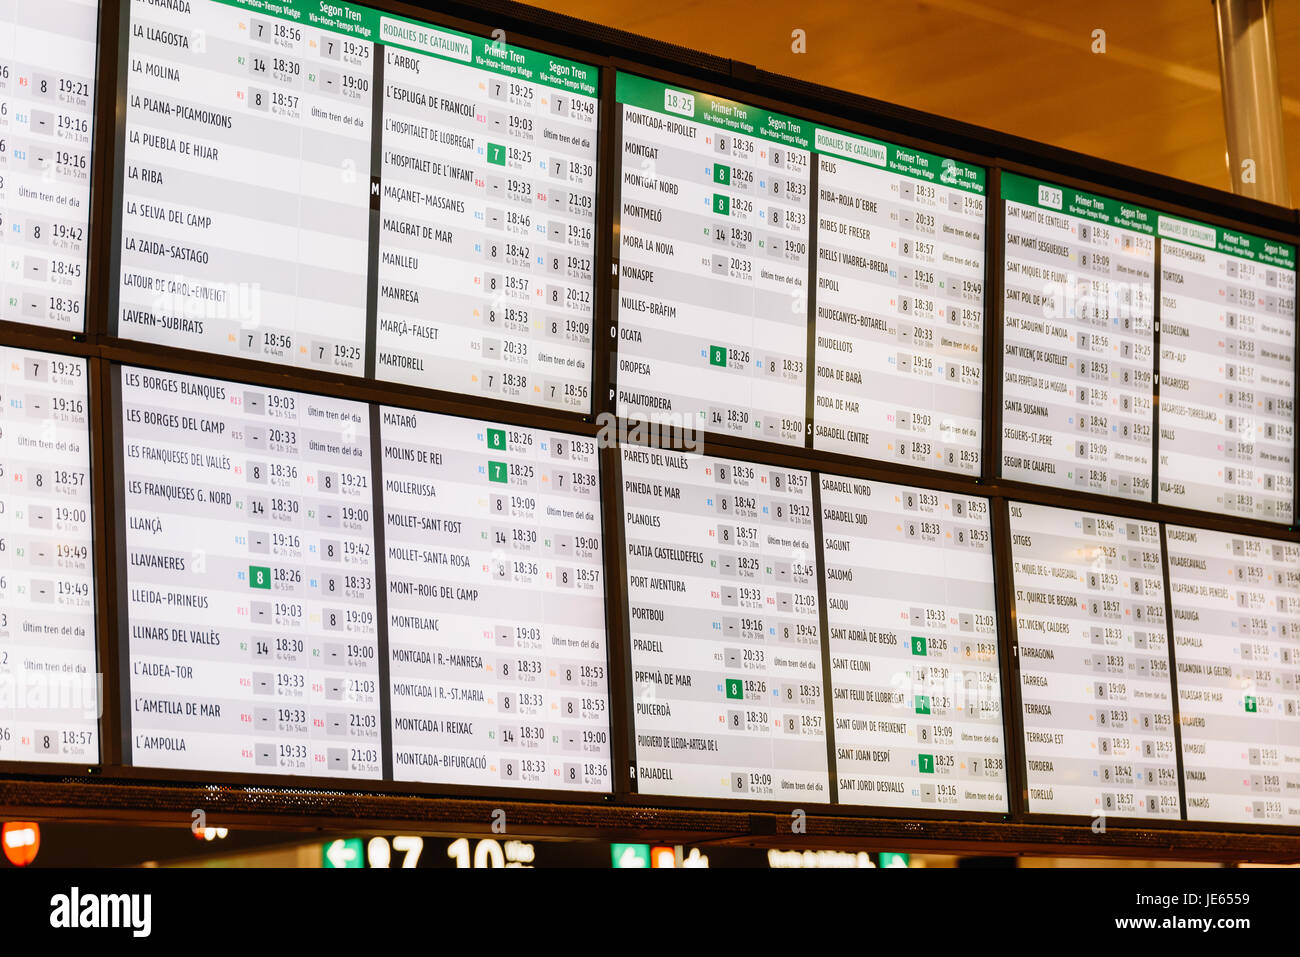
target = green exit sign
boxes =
[322,838,364,869]
[611,844,649,868]
[487,142,506,165]
[249,566,270,589]
[488,461,507,483]
[486,428,506,450]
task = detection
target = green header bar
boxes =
[617,71,812,147]
[208,0,598,96]
[1003,172,1295,270]
[1002,171,1159,235]
[617,72,984,193]
[1156,213,1295,270]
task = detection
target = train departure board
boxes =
[117,367,382,779]
[0,0,98,332]
[0,347,97,763]
[379,409,611,791]
[1165,524,1300,825]
[615,74,811,447]
[2,0,1299,842]
[621,445,829,800]
[116,0,373,372]
[813,133,986,473]
[1157,220,1296,523]
[819,476,1007,810]
[1001,174,1156,500]
[115,0,599,408]
[1008,503,1179,818]
[373,28,598,413]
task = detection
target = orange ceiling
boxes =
[544,0,1299,203]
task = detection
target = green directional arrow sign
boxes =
[611,844,649,868]
[322,838,364,869]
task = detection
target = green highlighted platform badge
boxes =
[725,678,743,700]
[709,346,727,367]
[911,636,927,656]
[249,566,270,589]
[486,428,506,450]
[488,460,508,482]
[918,754,935,774]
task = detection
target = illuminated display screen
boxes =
[1009,502,1179,818]
[812,133,986,472]
[379,408,611,791]
[1000,174,1155,500]
[621,445,829,800]
[1157,221,1296,523]
[115,0,374,372]
[371,24,598,412]
[0,347,97,762]
[1165,524,1300,825]
[0,0,98,331]
[117,366,383,778]
[115,366,614,789]
[819,475,1006,810]
[615,72,987,465]
[114,0,598,412]
[2,0,1295,836]
[614,74,812,446]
